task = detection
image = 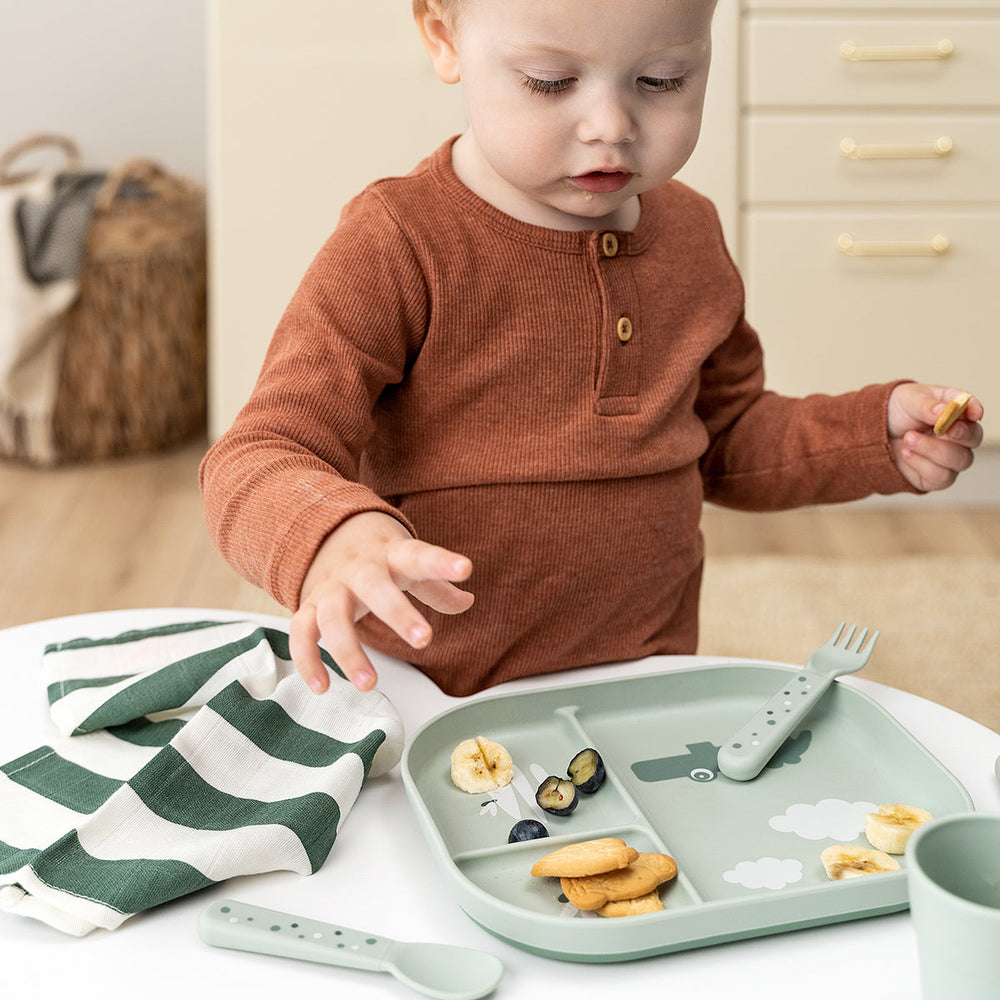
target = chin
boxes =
[559,195,638,231]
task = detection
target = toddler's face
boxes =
[444,0,716,230]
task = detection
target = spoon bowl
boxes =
[387,940,505,1000]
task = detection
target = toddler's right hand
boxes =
[289,511,474,694]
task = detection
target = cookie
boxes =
[933,390,972,436]
[530,837,638,878]
[596,890,664,918]
[560,852,678,910]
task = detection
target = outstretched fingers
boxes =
[385,537,474,613]
[291,526,474,694]
[289,602,337,693]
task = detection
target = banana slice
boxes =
[821,844,901,880]
[865,803,933,855]
[450,736,514,793]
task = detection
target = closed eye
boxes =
[638,75,687,93]
[521,75,575,95]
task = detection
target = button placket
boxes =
[589,232,640,413]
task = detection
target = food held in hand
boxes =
[450,736,514,793]
[933,390,972,436]
[568,747,606,794]
[508,819,549,843]
[820,844,901,880]
[865,803,933,854]
[535,775,579,815]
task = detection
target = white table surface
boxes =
[2,608,998,1000]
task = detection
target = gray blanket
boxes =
[15,173,150,284]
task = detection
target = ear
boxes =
[414,4,461,84]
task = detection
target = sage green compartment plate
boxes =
[401,663,973,963]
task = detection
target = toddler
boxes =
[200,0,983,697]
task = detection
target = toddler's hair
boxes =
[412,0,464,25]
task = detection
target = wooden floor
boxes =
[3,436,1000,631]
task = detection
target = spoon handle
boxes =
[198,898,392,974]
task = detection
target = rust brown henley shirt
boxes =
[200,138,914,695]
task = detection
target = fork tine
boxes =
[841,624,857,649]
[861,629,880,656]
[851,627,869,652]
[829,620,847,644]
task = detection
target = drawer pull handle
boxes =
[840,39,954,62]
[839,137,953,160]
[836,233,951,258]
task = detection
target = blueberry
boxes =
[508,819,549,843]
[568,748,606,794]
[535,775,579,816]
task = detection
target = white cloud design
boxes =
[769,799,877,841]
[723,857,803,891]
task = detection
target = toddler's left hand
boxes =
[887,383,984,492]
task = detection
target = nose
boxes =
[576,88,637,145]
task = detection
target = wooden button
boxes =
[616,316,633,343]
[601,232,620,257]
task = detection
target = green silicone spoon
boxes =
[198,898,503,1000]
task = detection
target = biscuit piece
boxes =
[560,852,678,911]
[596,890,664,918]
[530,837,638,878]
[933,390,972,436]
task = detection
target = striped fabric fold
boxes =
[0,620,404,936]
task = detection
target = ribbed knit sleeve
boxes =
[199,189,430,609]
[695,311,918,509]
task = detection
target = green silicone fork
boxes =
[717,622,879,782]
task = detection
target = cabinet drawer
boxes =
[746,19,1000,108]
[742,211,1000,419]
[746,0,999,11]
[745,115,1000,204]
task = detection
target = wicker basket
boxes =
[0,134,207,464]
[50,157,208,462]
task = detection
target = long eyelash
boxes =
[639,75,687,93]
[521,75,573,95]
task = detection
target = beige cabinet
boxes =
[736,2,999,439]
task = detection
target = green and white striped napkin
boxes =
[0,620,404,936]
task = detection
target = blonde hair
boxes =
[412,0,464,26]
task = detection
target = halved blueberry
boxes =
[535,775,578,816]
[568,747,606,794]
[508,819,549,843]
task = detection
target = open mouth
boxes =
[570,171,634,194]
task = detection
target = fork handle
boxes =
[717,670,833,781]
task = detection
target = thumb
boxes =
[887,384,965,437]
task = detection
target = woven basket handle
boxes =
[94,157,200,212]
[0,133,81,183]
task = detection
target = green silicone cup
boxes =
[907,812,1000,1000]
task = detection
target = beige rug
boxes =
[699,556,1000,735]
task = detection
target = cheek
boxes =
[651,108,704,167]
[472,106,564,176]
